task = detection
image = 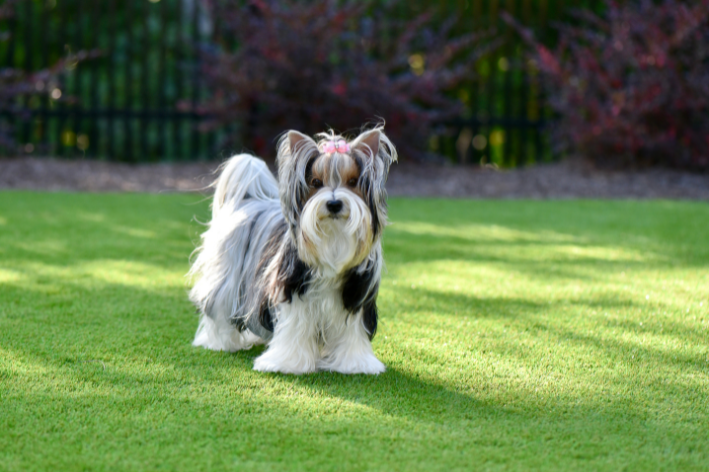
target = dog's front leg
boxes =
[318,312,385,375]
[253,302,319,374]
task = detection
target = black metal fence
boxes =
[0,0,601,166]
[1,0,215,162]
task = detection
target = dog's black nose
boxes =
[326,199,343,214]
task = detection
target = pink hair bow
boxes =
[322,139,350,154]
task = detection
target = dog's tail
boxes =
[211,153,279,218]
[189,153,282,352]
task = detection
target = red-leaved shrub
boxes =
[195,0,501,160]
[504,1,709,171]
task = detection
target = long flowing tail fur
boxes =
[189,154,283,351]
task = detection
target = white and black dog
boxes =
[188,127,397,374]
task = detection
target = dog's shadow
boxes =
[228,346,486,421]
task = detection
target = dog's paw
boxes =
[252,356,281,373]
[318,353,386,375]
[253,352,317,375]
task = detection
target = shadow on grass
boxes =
[384,285,708,377]
[0,192,205,270]
[391,284,707,345]
[385,199,709,270]
[383,226,702,281]
[2,195,708,467]
[5,272,703,400]
[3,274,707,469]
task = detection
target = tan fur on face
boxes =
[307,152,363,199]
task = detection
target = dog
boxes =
[188,127,397,374]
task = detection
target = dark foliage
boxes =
[0,2,51,149]
[195,0,501,160]
[504,1,709,171]
[0,1,94,152]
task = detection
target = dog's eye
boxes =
[347,178,358,187]
[311,178,323,189]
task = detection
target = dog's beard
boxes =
[297,188,372,277]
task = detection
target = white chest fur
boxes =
[254,277,385,374]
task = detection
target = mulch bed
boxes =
[1,156,708,199]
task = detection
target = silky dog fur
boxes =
[188,126,397,374]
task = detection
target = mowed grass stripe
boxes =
[1,192,707,471]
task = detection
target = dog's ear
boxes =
[276,130,319,235]
[351,129,380,161]
[350,127,397,240]
[351,127,397,171]
[286,130,316,157]
[277,130,318,172]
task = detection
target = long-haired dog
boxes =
[188,127,397,374]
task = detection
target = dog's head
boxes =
[276,127,397,276]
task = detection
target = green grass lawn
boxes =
[1,192,708,471]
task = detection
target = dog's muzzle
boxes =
[326,199,343,215]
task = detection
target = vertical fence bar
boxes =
[206,9,217,163]
[157,0,168,159]
[191,1,200,160]
[140,0,149,160]
[502,0,514,166]
[72,0,86,158]
[124,0,134,161]
[513,0,523,166]
[520,0,531,165]
[89,0,100,158]
[55,2,67,157]
[107,0,116,160]
[3,5,18,156]
[20,0,33,148]
[4,8,15,67]
[453,0,467,164]
[223,8,238,160]
[469,0,482,165]
[39,0,50,155]
[166,0,176,161]
[487,0,498,165]
[471,0,482,165]
[175,0,185,160]
[536,0,549,162]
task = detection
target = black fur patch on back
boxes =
[342,265,379,340]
